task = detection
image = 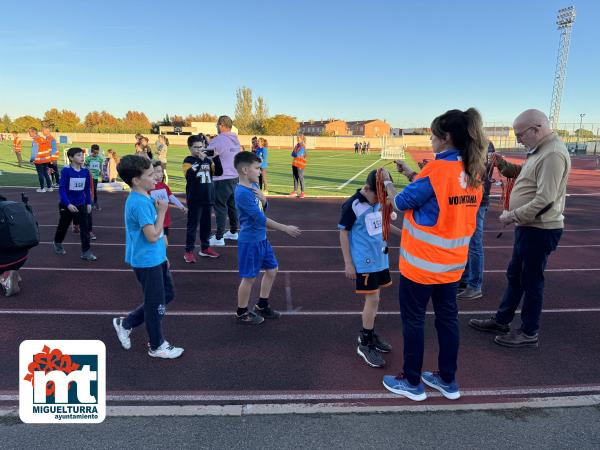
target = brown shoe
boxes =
[469,317,510,334]
[494,330,539,348]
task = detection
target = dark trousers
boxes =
[35,163,52,189]
[259,168,268,191]
[292,166,304,192]
[214,178,239,239]
[399,275,459,386]
[92,178,99,206]
[495,226,562,335]
[54,204,91,252]
[72,209,93,231]
[49,162,60,184]
[123,261,174,350]
[186,202,212,251]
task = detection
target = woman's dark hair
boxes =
[431,108,487,188]
[117,154,152,187]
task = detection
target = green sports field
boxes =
[0,141,416,196]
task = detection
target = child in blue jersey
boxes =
[256,137,269,193]
[52,147,97,261]
[233,151,301,324]
[112,155,183,359]
[339,169,401,368]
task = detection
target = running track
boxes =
[1,159,599,409]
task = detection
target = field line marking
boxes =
[337,159,382,189]
[1,308,599,316]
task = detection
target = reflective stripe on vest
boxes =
[34,137,52,164]
[400,247,466,273]
[13,138,22,152]
[402,218,471,249]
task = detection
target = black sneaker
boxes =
[357,333,392,353]
[254,305,281,320]
[357,343,385,368]
[494,330,539,348]
[235,310,264,325]
[469,317,510,334]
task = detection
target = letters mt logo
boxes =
[19,340,106,423]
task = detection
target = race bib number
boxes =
[365,211,383,237]
[89,161,100,170]
[69,177,85,191]
[150,188,169,202]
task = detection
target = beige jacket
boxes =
[498,133,571,229]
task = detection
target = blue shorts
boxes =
[238,240,278,278]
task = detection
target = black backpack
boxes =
[0,196,40,250]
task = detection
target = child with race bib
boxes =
[85,144,105,210]
[149,160,187,247]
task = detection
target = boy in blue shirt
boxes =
[52,147,97,261]
[112,155,183,359]
[233,151,301,324]
[338,169,401,367]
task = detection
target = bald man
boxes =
[469,109,570,348]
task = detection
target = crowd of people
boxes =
[0,108,572,401]
[354,141,371,155]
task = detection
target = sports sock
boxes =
[257,297,269,309]
[360,328,374,345]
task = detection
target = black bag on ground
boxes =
[0,200,40,250]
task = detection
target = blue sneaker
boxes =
[382,374,427,401]
[421,371,460,400]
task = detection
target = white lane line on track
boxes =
[1,308,599,316]
[18,267,600,273]
[1,386,599,403]
[34,241,600,250]
[36,224,600,233]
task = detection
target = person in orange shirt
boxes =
[28,127,53,192]
[380,108,487,402]
[290,135,307,198]
[11,131,23,166]
[42,126,60,188]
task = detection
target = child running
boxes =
[182,134,223,262]
[149,160,187,247]
[338,169,401,367]
[112,155,183,359]
[85,144,105,210]
[233,151,301,324]
[52,147,97,261]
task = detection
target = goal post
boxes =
[380,135,405,160]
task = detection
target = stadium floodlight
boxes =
[549,6,576,130]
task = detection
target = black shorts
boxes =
[355,269,392,294]
[163,227,169,237]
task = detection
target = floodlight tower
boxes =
[549,6,576,130]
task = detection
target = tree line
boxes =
[1,87,301,136]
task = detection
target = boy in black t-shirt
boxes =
[182,134,223,263]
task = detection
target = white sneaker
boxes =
[47,187,54,192]
[223,231,239,240]
[36,188,46,193]
[112,317,131,350]
[148,341,184,359]
[209,236,225,246]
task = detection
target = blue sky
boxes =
[1,0,598,128]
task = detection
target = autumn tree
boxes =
[43,108,81,131]
[12,115,42,132]
[185,113,218,125]
[84,111,121,133]
[234,86,254,134]
[121,111,152,133]
[250,96,269,134]
[263,114,299,136]
[1,114,12,132]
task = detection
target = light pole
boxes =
[576,113,585,149]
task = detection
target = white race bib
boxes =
[89,161,100,170]
[365,211,383,237]
[150,188,169,202]
[69,177,86,191]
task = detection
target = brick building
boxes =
[347,119,391,137]
[298,119,348,136]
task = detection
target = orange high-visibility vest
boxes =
[13,137,22,153]
[399,159,483,285]
[292,145,307,169]
[33,136,52,164]
[47,135,59,162]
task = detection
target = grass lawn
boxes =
[0,141,417,196]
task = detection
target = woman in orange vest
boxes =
[28,127,53,192]
[380,108,487,402]
[290,135,307,199]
